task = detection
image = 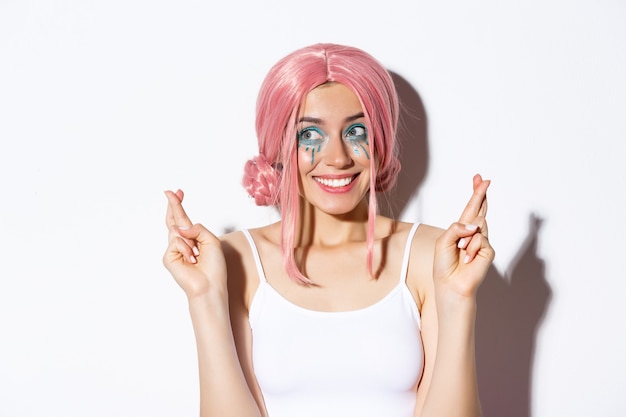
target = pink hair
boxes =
[242,43,400,284]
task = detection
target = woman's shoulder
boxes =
[220,222,281,253]
[376,217,442,244]
[400,222,442,267]
[396,221,444,306]
[219,223,281,307]
[413,222,444,246]
[376,218,442,265]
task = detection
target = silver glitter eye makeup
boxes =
[296,123,370,164]
[344,124,370,159]
[344,124,367,142]
[298,127,327,164]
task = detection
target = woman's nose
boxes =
[322,135,352,168]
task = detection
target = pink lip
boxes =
[313,174,359,193]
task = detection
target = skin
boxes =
[296,83,372,222]
[163,82,494,417]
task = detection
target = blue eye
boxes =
[345,124,367,141]
[297,127,325,144]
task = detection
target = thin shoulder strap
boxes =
[399,223,420,284]
[241,229,268,283]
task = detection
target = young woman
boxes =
[163,43,494,417]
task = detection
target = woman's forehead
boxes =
[298,83,363,122]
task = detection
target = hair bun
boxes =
[242,154,281,206]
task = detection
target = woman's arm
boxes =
[163,190,263,417]
[417,287,482,417]
[187,293,262,417]
[414,175,495,417]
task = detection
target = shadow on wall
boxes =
[476,214,552,417]
[379,72,429,218]
[386,72,552,417]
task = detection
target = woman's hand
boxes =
[433,174,495,300]
[163,189,228,299]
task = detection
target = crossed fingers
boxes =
[164,189,199,263]
[458,174,489,235]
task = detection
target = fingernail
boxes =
[189,255,197,264]
[193,246,200,256]
[178,226,190,231]
[465,224,478,231]
[457,238,466,249]
[464,255,471,264]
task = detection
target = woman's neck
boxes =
[295,199,370,247]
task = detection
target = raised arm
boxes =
[163,190,263,417]
[417,174,495,417]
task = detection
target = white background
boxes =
[1,0,625,416]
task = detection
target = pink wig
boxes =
[242,43,400,284]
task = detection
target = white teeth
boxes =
[315,177,353,187]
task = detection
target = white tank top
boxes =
[244,223,424,417]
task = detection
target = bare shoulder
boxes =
[220,229,259,310]
[219,223,280,309]
[388,221,442,258]
[406,223,445,307]
[220,229,251,258]
[412,223,444,253]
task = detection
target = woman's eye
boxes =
[345,124,367,140]
[298,127,325,142]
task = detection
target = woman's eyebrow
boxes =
[344,112,365,123]
[297,112,365,125]
[297,116,323,124]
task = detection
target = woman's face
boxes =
[296,82,371,216]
